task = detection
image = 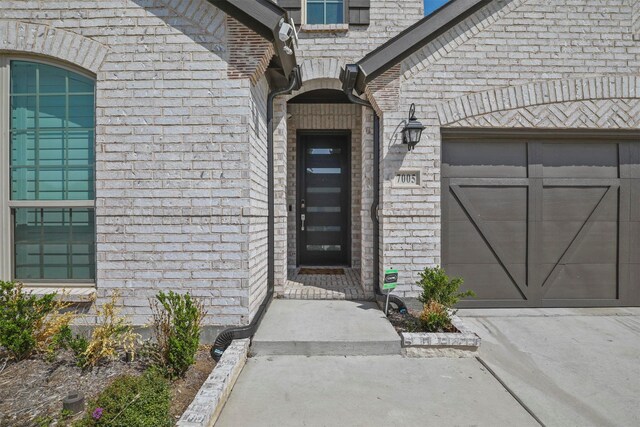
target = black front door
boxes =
[297,132,350,266]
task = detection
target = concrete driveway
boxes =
[460,308,640,427]
[215,355,538,427]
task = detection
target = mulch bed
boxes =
[298,268,345,275]
[387,308,459,334]
[0,347,215,427]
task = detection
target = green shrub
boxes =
[417,266,475,307]
[53,325,90,367]
[415,266,475,332]
[151,291,205,379]
[0,281,56,360]
[74,369,171,427]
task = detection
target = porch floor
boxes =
[283,268,371,300]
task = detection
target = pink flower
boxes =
[92,407,103,420]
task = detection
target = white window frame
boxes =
[0,55,96,289]
[303,0,347,25]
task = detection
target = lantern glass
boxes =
[407,127,422,144]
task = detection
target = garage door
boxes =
[442,129,640,308]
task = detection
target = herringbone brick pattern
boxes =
[451,99,640,129]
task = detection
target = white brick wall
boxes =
[373,0,640,297]
[3,0,638,322]
[295,0,424,82]
[633,0,640,41]
[0,0,268,327]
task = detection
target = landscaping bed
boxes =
[385,266,480,357]
[0,347,215,427]
[0,282,214,426]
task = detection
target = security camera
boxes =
[279,22,294,42]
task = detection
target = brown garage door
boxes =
[442,129,640,308]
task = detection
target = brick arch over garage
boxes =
[438,76,640,129]
[0,20,109,73]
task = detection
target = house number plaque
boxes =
[394,170,421,187]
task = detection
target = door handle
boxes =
[301,214,306,231]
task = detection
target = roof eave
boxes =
[210,0,298,80]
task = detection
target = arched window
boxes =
[1,59,95,285]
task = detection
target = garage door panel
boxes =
[446,263,527,300]
[540,221,617,264]
[628,222,640,269]
[542,187,613,221]
[458,186,528,221]
[542,143,619,178]
[443,141,527,178]
[563,221,617,264]
[447,187,527,222]
[541,264,618,300]
[447,220,526,265]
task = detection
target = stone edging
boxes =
[401,315,481,350]
[177,339,250,427]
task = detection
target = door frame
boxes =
[296,130,352,267]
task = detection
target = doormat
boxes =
[298,268,345,275]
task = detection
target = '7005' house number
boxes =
[394,170,421,187]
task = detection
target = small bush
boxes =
[417,266,475,307]
[53,325,90,367]
[150,291,205,379]
[74,369,171,427]
[415,266,475,332]
[82,292,139,368]
[418,301,451,332]
[0,281,57,360]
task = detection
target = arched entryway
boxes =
[276,83,375,300]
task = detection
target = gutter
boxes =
[340,65,407,313]
[212,66,302,361]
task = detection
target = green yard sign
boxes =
[383,269,398,290]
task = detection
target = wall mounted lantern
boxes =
[401,103,425,151]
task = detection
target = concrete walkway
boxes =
[216,303,640,426]
[252,300,401,356]
[217,300,538,426]
[460,308,640,427]
[215,355,538,427]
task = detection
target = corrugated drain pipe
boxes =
[211,68,302,361]
[342,73,407,313]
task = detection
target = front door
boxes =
[297,132,350,266]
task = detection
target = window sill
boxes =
[300,24,349,33]
[22,285,96,303]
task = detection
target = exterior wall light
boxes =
[401,103,425,151]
